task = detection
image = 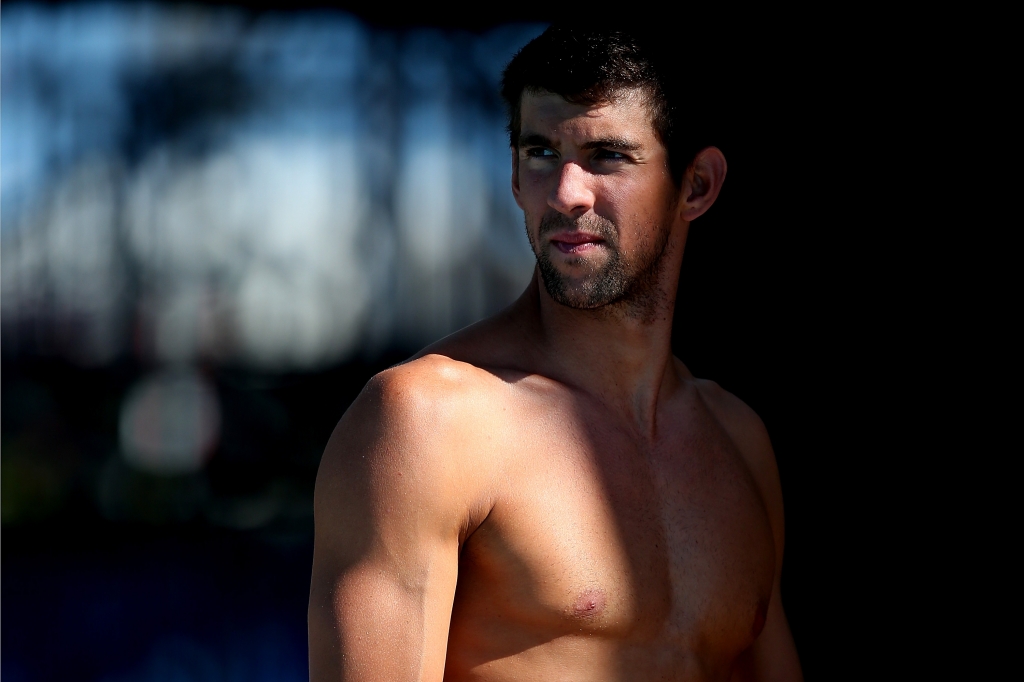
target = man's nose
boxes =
[548,162,594,216]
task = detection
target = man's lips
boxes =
[549,232,605,255]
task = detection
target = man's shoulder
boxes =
[329,352,516,469]
[367,352,515,421]
[317,354,506,531]
[691,378,771,455]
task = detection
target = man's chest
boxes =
[452,396,776,654]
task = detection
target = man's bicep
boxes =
[309,558,452,681]
[309,545,459,681]
[308,376,462,681]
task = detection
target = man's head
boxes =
[502,26,726,316]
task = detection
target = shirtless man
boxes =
[309,26,802,681]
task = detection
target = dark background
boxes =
[3,3,964,680]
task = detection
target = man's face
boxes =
[512,89,682,311]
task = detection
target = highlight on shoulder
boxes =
[372,352,506,408]
[326,351,515,470]
[344,354,476,435]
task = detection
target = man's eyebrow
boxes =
[580,137,643,151]
[518,134,642,152]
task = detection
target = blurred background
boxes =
[1,3,907,680]
[2,4,542,679]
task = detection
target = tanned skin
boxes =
[309,90,803,681]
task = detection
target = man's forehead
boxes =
[519,89,656,143]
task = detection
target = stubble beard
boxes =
[526,211,673,322]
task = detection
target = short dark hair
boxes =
[501,25,707,185]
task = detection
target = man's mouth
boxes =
[549,232,605,255]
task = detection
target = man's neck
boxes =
[516,264,682,438]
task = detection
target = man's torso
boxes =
[428,357,777,681]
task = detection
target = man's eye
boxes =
[525,148,555,158]
[595,149,627,160]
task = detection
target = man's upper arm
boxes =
[700,382,804,682]
[309,365,475,682]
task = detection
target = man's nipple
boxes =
[571,588,607,619]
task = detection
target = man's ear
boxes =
[679,146,727,222]
[510,147,524,209]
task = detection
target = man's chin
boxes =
[535,247,628,310]
[540,272,621,310]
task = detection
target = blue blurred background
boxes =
[2,4,544,679]
[2,3,543,366]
